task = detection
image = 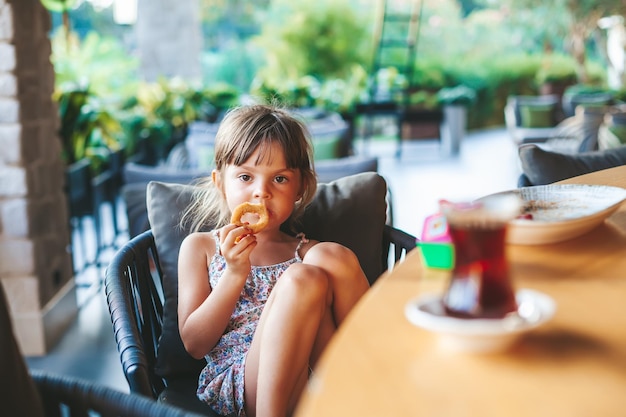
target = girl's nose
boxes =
[253,181,271,199]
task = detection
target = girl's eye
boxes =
[239,174,251,182]
[275,176,288,184]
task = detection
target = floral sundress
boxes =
[196,232,307,417]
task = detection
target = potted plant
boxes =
[55,82,122,172]
[398,87,442,142]
[561,83,614,118]
[437,85,477,155]
[534,55,578,98]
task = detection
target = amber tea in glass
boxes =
[440,195,522,319]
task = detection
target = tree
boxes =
[253,0,371,80]
[478,0,626,84]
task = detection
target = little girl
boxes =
[177,104,370,417]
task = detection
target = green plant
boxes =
[118,78,242,161]
[55,82,122,172]
[119,79,184,160]
[201,83,242,117]
[251,0,371,110]
[563,83,610,96]
[411,60,448,91]
[250,75,320,108]
[49,27,139,168]
[482,0,624,84]
[255,0,370,80]
[534,54,578,86]
[315,65,369,114]
[252,64,369,114]
[407,90,440,109]
[437,85,477,106]
[50,28,140,98]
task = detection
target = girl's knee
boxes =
[305,243,362,277]
[281,264,331,302]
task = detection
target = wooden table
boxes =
[295,166,626,417]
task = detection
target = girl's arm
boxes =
[177,226,255,359]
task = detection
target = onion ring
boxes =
[230,202,269,234]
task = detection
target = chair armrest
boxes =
[31,370,206,417]
[104,230,166,398]
[383,224,417,269]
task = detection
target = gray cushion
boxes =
[508,94,559,127]
[147,182,209,379]
[146,172,388,379]
[518,143,626,186]
[121,183,150,238]
[123,162,205,186]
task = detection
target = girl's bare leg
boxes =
[244,263,334,417]
[302,243,370,325]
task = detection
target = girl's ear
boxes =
[211,170,222,189]
[295,184,304,203]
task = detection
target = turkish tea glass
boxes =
[440,194,522,319]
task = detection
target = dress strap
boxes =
[212,230,222,256]
[294,232,309,262]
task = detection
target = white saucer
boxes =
[404,289,556,353]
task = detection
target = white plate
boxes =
[405,289,556,353]
[478,184,626,245]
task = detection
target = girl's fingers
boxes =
[219,224,249,244]
[233,228,253,244]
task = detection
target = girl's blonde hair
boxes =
[181,104,318,233]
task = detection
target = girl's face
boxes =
[214,141,303,231]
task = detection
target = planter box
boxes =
[441,105,467,155]
[401,108,444,140]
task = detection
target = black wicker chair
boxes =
[31,370,207,417]
[104,173,417,415]
[0,277,205,417]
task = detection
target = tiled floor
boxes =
[25,126,522,393]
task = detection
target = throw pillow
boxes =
[312,136,342,160]
[147,182,207,380]
[519,103,554,128]
[146,172,388,379]
[297,172,387,283]
[507,94,559,127]
[121,183,150,238]
[518,143,626,186]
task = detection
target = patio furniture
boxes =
[504,94,562,145]
[294,166,626,417]
[517,142,626,186]
[184,110,351,168]
[66,153,125,274]
[104,173,417,415]
[31,371,207,417]
[120,156,381,239]
[561,90,614,118]
[0,280,206,417]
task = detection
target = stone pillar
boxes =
[0,0,76,355]
[136,0,202,81]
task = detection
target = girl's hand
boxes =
[218,224,256,277]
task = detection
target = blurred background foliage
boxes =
[43,0,626,167]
